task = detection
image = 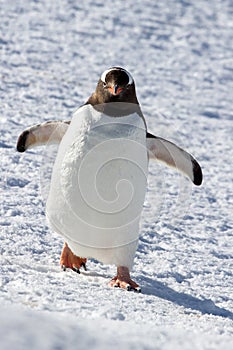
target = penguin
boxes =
[17,67,202,292]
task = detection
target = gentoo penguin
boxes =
[17,67,202,292]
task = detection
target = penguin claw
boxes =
[81,262,87,271]
[61,265,66,271]
[126,284,133,291]
[126,284,141,293]
[72,266,80,274]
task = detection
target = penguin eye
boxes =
[103,82,107,88]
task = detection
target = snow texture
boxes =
[1,0,233,349]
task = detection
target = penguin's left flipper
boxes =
[146,132,202,186]
[16,120,70,152]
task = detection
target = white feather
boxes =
[46,105,148,269]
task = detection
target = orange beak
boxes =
[108,85,124,96]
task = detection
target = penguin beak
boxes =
[108,85,124,96]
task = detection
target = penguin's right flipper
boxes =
[16,120,70,152]
[146,132,203,186]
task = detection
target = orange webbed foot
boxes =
[60,242,87,274]
[109,266,141,292]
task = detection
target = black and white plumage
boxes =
[17,123,202,186]
[17,67,203,291]
[17,65,202,187]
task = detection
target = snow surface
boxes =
[1,0,233,349]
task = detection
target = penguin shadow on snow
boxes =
[141,275,233,321]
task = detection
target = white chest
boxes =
[46,104,148,252]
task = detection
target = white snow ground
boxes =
[1,0,233,349]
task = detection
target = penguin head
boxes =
[93,67,138,104]
[101,67,133,94]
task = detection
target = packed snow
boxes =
[1,0,233,349]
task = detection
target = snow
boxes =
[1,0,233,349]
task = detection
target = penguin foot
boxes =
[109,266,141,292]
[60,242,87,273]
